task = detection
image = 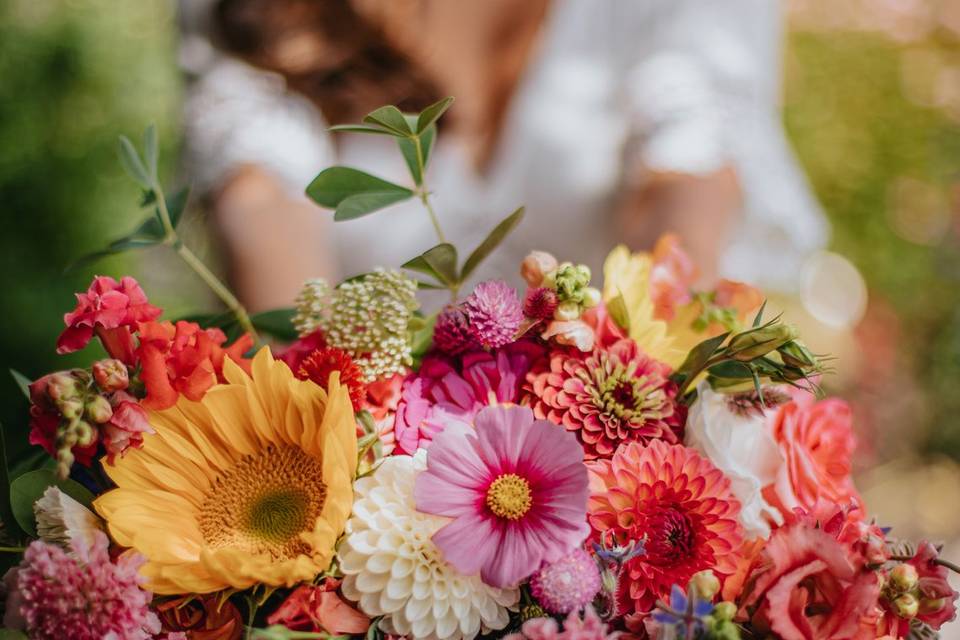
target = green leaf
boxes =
[117,135,151,187]
[334,192,413,222]
[402,243,459,287]
[460,207,525,281]
[398,125,437,185]
[752,300,768,328]
[9,370,30,400]
[328,124,397,136]
[706,360,753,379]
[0,423,17,544]
[415,280,446,290]
[416,96,455,133]
[10,469,94,537]
[674,332,730,379]
[250,308,298,341]
[362,105,412,136]
[607,293,630,330]
[143,124,158,181]
[0,629,29,639]
[410,313,438,362]
[306,167,413,221]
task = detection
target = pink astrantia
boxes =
[414,404,590,588]
[3,531,160,640]
[57,276,161,364]
[393,341,543,454]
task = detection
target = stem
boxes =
[889,554,960,574]
[0,546,25,553]
[153,182,260,344]
[412,135,446,244]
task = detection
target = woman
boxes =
[179,0,827,310]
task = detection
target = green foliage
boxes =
[9,468,94,537]
[306,167,414,221]
[460,207,525,281]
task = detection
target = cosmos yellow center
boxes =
[485,473,532,520]
[198,445,326,560]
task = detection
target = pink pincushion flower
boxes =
[524,338,684,459]
[464,280,524,349]
[505,606,619,640]
[414,405,590,588]
[4,531,160,640]
[57,276,161,364]
[530,548,602,614]
[392,341,543,454]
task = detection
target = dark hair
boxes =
[213,0,439,125]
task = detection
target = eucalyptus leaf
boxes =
[143,124,158,182]
[250,308,298,341]
[9,370,30,400]
[117,135,150,187]
[306,167,413,220]
[335,191,413,221]
[328,124,397,136]
[10,469,94,537]
[362,105,411,136]
[416,96,455,133]
[460,206,524,281]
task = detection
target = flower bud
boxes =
[582,287,601,309]
[46,372,82,402]
[690,570,721,600]
[520,604,548,621]
[554,301,582,322]
[713,601,737,621]
[889,563,919,592]
[777,340,817,369]
[521,251,558,287]
[73,421,97,447]
[892,593,919,619]
[728,324,799,361]
[92,359,129,392]
[84,395,113,425]
[58,398,85,421]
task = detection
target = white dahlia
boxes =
[339,453,518,640]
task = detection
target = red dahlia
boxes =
[588,440,743,622]
[298,347,367,412]
[523,338,684,459]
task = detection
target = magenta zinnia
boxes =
[4,531,160,640]
[414,404,589,588]
[524,338,684,459]
[588,440,743,618]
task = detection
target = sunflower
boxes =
[94,348,357,594]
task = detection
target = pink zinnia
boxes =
[57,275,161,364]
[4,531,160,640]
[414,404,590,588]
[464,280,524,349]
[393,341,543,454]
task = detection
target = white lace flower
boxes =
[685,382,785,539]
[339,452,518,640]
[33,486,104,548]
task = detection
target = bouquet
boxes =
[2,98,956,640]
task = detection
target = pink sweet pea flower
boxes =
[414,405,589,588]
[57,276,161,364]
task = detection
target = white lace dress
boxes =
[180,0,828,292]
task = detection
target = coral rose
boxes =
[764,395,863,520]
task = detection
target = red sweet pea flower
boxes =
[57,276,161,364]
[136,320,253,410]
[266,579,369,635]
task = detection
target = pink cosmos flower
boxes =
[57,276,161,364]
[3,531,160,640]
[414,405,589,588]
[392,341,543,454]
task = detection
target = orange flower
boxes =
[650,234,696,322]
[266,579,370,635]
[136,320,252,410]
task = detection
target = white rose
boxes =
[685,382,785,539]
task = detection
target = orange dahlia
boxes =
[587,440,743,620]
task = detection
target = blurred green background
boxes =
[0,0,958,490]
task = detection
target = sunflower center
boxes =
[486,473,532,520]
[198,445,326,560]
